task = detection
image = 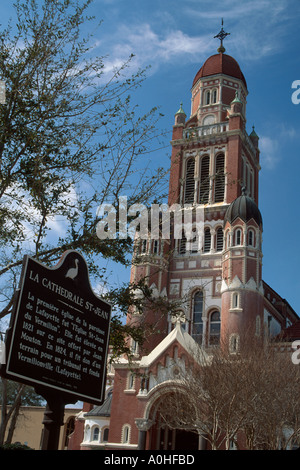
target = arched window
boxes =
[229,334,240,354]
[131,338,138,355]
[205,90,210,105]
[122,425,131,444]
[212,89,217,103]
[128,373,135,389]
[141,239,147,253]
[204,228,211,253]
[232,292,239,309]
[216,227,223,252]
[179,230,187,254]
[102,427,109,442]
[92,426,100,441]
[214,153,225,202]
[226,230,231,249]
[190,227,199,253]
[209,310,221,345]
[192,291,203,344]
[199,155,210,204]
[184,158,195,204]
[248,229,254,247]
[235,228,242,246]
[153,239,159,254]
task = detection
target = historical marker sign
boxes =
[3,251,111,405]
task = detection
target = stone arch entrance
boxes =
[144,386,201,450]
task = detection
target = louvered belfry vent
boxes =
[184,158,195,204]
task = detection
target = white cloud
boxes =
[96,0,294,76]
[100,23,212,78]
[259,136,280,169]
[185,0,292,61]
[259,121,300,170]
[1,181,79,248]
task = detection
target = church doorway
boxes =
[157,425,199,450]
[147,386,202,450]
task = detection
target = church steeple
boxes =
[169,34,260,207]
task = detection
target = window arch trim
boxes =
[191,290,204,344]
[122,424,131,444]
[248,228,255,247]
[204,88,218,105]
[216,226,224,252]
[214,152,225,203]
[212,88,218,103]
[205,89,211,105]
[102,427,109,443]
[234,228,242,246]
[92,425,100,442]
[229,333,240,354]
[199,154,210,204]
[184,157,195,204]
[208,309,221,345]
[203,227,211,253]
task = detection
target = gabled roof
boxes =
[84,391,112,417]
[139,322,207,368]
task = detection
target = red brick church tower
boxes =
[70,25,298,451]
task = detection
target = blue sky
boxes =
[88,0,300,315]
[2,0,300,315]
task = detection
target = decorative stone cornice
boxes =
[221,275,264,294]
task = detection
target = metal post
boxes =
[41,398,65,450]
[36,387,77,450]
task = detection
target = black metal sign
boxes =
[3,251,111,405]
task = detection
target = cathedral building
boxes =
[68,27,299,451]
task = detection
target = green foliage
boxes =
[0,382,43,406]
[0,0,168,340]
[0,442,33,450]
[0,0,171,447]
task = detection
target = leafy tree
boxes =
[0,0,169,345]
[0,0,171,444]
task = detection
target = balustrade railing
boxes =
[183,121,229,139]
[182,122,256,154]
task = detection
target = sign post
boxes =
[36,387,76,450]
[0,250,111,449]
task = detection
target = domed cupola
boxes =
[192,53,247,89]
[224,189,263,227]
[190,21,248,124]
[192,20,247,89]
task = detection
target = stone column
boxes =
[135,418,154,450]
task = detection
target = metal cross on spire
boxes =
[214,19,230,53]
